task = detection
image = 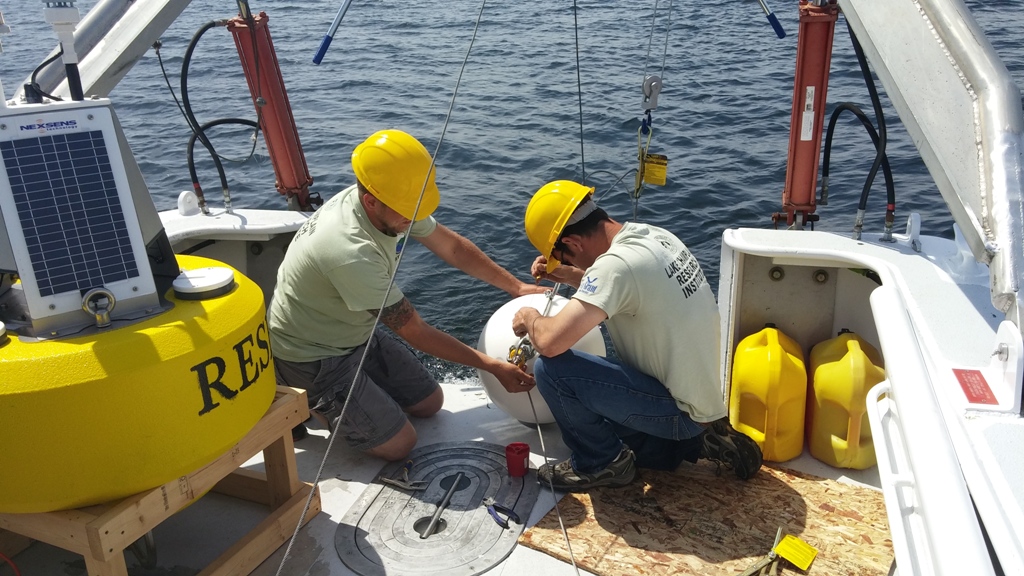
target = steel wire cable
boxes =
[274,0,502,573]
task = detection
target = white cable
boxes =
[525,283,580,575]
[528,390,581,575]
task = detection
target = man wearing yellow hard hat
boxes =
[269,129,541,462]
[512,180,762,491]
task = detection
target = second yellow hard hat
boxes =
[524,180,594,273]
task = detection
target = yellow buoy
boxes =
[0,254,276,513]
[729,325,807,462]
[807,330,884,470]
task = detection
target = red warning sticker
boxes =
[953,369,998,405]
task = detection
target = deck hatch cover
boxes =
[336,441,540,576]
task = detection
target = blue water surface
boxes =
[2,0,1022,380]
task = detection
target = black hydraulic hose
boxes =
[847,20,890,212]
[26,48,65,103]
[186,118,261,190]
[180,20,231,207]
[821,102,894,207]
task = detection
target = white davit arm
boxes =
[15,0,193,102]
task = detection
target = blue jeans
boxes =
[535,349,706,473]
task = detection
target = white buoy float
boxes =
[476,293,606,424]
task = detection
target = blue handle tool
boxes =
[756,0,786,39]
[313,0,355,64]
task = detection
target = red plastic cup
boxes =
[505,442,530,477]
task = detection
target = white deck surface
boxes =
[1,377,879,576]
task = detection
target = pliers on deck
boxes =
[482,497,521,529]
[739,526,784,576]
[379,460,427,491]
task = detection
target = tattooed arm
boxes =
[371,297,536,392]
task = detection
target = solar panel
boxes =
[1,130,139,297]
[0,101,158,334]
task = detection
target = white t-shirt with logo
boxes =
[573,222,726,422]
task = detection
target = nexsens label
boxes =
[20,119,78,132]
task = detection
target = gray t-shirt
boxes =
[573,222,726,422]
[268,184,437,362]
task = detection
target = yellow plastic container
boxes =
[729,325,807,462]
[807,330,885,469]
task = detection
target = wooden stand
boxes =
[0,386,321,576]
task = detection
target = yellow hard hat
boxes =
[524,180,595,273]
[351,129,440,221]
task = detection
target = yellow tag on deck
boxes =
[643,153,668,186]
[774,534,818,570]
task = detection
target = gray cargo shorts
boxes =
[274,327,439,451]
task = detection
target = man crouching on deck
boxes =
[512,180,763,491]
[269,129,541,462]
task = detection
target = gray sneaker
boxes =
[537,444,637,492]
[699,418,763,480]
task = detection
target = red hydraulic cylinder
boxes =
[228,12,315,211]
[777,0,838,228]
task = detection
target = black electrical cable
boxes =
[26,47,65,102]
[821,102,894,207]
[180,20,232,207]
[847,19,890,212]
[186,118,261,191]
[154,40,188,120]
[156,41,261,166]
[817,20,897,223]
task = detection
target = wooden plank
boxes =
[213,468,272,506]
[520,462,892,576]
[0,508,96,555]
[198,484,321,576]
[264,434,302,509]
[86,387,308,560]
[0,386,315,575]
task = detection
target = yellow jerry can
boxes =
[729,325,807,462]
[807,330,885,470]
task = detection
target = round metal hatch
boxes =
[336,441,539,576]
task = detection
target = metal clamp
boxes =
[507,338,536,369]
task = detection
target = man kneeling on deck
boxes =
[269,129,540,462]
[512,180,763,491]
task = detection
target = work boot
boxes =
[699,418,763,480]
[538,444,637,492]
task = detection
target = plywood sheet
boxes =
[519,462,891,575]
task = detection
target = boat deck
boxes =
[0,377,880,576]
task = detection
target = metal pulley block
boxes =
[642,74,662,111]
